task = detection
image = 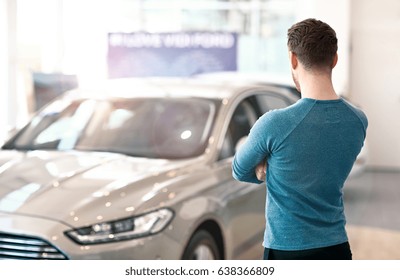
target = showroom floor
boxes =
[344,169,400,259]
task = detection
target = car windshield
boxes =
[6,96,219,159]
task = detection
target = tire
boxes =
[182,230,221,260]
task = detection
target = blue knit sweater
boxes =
[232,98,368,250]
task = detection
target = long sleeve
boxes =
[232,116,270,184]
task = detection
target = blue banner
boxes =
[107,32,237,78]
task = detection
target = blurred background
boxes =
[0,0,399,259]
[3,0,400,170]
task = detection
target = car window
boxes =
[255,93,291,114]
[8,97,220,160]
[219,99,257,160]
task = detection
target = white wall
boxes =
[0,0,8,142]
[0,0,18,143]
[350,0,400,169]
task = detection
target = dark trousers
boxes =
[263,242,352,260]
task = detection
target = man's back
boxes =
[232,18,368,259]
[249,98,367,250]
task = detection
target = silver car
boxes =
[0,76,358,260]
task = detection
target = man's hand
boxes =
[255,160,267,181]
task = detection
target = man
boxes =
[232,18,368,260]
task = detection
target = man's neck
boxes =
[299,72,339,100]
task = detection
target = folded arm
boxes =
[232,131,268,184]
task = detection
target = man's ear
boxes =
[289,51,298,70]
[332,53,338,69]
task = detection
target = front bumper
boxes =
[0,213,183,259]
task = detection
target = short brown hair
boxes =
[287,18,337,71]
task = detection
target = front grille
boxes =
[0,232,68,260]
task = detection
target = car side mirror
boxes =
[235,136,248,152]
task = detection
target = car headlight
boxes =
[65,208,174,245]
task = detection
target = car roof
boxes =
[194,72,301,99]
[195,71,295,88]
[70,74,297,100]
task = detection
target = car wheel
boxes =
[182,230,221,260]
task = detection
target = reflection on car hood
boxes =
[0,150,193,227]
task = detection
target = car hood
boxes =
[0,150,196,227]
